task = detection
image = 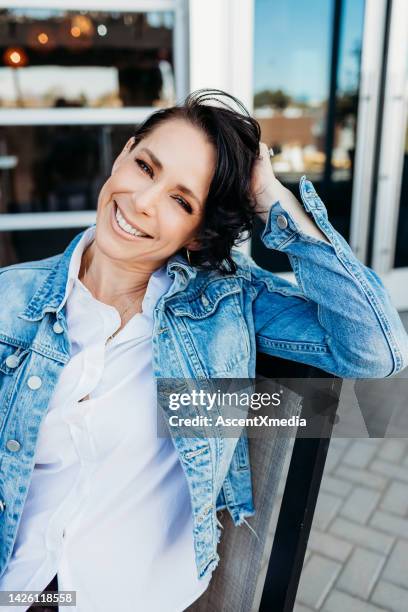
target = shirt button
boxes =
[53,321,64,334]
[277,214,288,230]
[6,439,21,452]
[5,354,19,369]
[27,375,42,390]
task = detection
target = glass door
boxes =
[251,0,368,272]
[371,0,408,309]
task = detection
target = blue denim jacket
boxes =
[0,176,407,582]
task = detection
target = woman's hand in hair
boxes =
[251,142,330,243]
[250,141,281,222]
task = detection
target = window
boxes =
[0,2,187,266]
[251,0,365,271]
[0,8,175,109]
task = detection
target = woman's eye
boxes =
[173,196,193,213]
[136,159,153,177]
[135,158,192,213]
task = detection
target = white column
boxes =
[189,0,254,254]
[349,0,388,263]
[189,0,253,110]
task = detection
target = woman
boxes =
[0,89,407,612]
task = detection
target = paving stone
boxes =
[294,604,314,612]
[370,510,408,539]
[370,460,408,484]
[308,529,353,562]
[321,474,353,498]
[330,437,352,451]
[329,517,394,554]
[371,580,408,612]
[313,492,343,531]
[324,448,343,474]
[336,547,386,599]
[380,481,408,516]
[382,539,408,589]
[340,487,382,524]
[343,441,379,469]
[297,554,342,609]
[378,439,407,464]
[335,465,387,490]
[322,590,387,612]
[325,447,345,472]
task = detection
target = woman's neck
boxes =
[78,241,151,315]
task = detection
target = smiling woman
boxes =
[76,91,262,337]
[0,88,407,612]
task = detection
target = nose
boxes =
[130,183,160,215]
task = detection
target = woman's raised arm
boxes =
[248,144,408,378]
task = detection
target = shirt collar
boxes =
[56,225,96,314]
[18,225,193,323]
[56,225,173,319]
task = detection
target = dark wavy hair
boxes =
[130,88,261,275]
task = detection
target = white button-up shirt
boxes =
[0,226,210,611]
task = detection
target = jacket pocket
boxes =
[0,343,29,375]
[167,286,251,377]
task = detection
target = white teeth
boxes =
[115,204,148,237]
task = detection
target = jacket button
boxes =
[53,321,64,334]
[27,376,42,390]
[0,500,6,512]
[5,354,19,369]
[6,439,21,452]
[201,295,209,307]
[277,214,288,230]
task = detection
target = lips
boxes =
[113,201,153,238]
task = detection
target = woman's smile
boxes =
[110,200,154,242]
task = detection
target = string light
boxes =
[70,26,81,38]
[3,47,28,67]
[37,32,48,45]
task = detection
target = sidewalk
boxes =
[295,436,408,611]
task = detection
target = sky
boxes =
[254,0,366,104]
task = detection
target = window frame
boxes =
[0,0,189,232]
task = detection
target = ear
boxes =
[184,237,202,251]
[111,136,135,174]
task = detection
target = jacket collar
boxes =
[17,226,202,322]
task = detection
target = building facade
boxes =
[0,0,407,306]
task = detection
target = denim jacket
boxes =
[0,176,407,582]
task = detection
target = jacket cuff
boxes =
[260,175,333,251]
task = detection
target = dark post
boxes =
[322,0,344,197]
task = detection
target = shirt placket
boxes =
[45,293,120,553]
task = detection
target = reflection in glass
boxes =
[252,0,365,271]
[0,9,175,108]
[0,124,136,213]
[0,124,138,266]
[0,227,88,267]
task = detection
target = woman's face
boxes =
[94,118,216,271]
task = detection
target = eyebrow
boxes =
[139,147,202,207]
